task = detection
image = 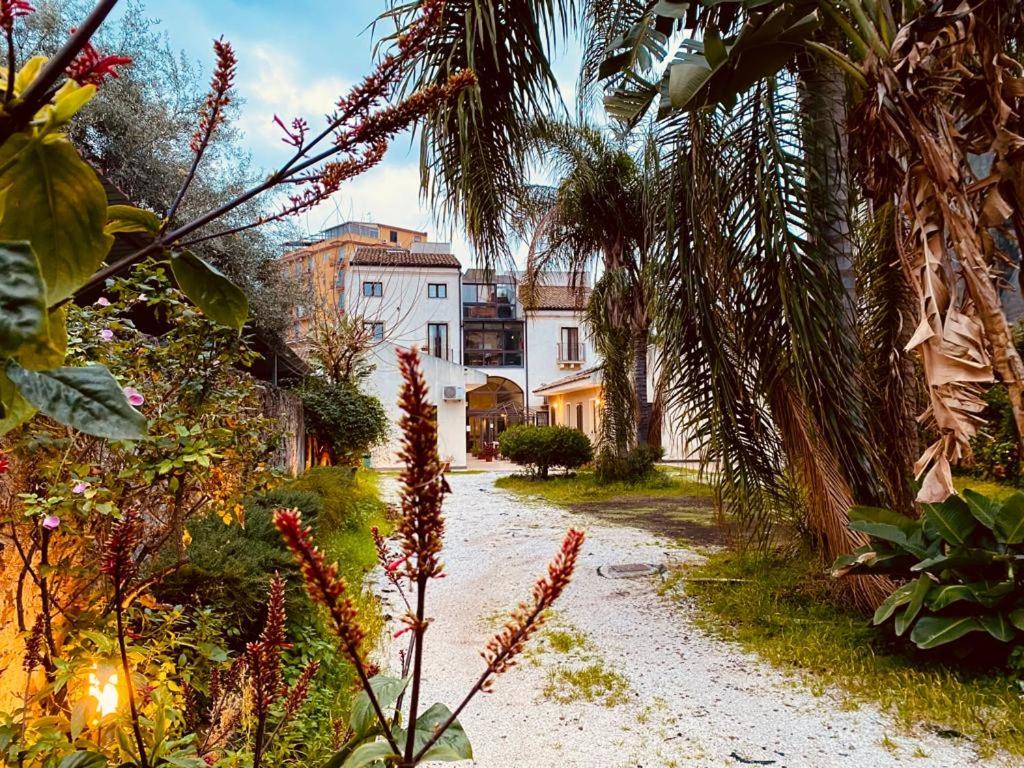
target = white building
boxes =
[290,227,696,468]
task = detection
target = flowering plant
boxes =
[275,348,585,767]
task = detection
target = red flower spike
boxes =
[0,0,32,32]
[100,508,142,592]
[191,37,236,152]
[65,30,132,86]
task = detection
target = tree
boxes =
[520,119,661,449]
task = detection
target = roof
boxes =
[533,365,603,395]
[350,245,461,269]
[527,284,591,311]
[463,268,515,284]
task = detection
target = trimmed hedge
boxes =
[498,425,593,478]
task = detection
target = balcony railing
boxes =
[557,342,585,363]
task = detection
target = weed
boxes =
[543,661,630,707]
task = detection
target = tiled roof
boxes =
[528,284,590,311]
[463,268,515,284]
[533,365,602,394]
[351,246,460,268]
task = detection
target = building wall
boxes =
[365,342,487,469]
[344,264,461,359]
[525,310,598,411]
[545,383,603,445]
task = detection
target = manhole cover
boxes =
[597,562,664,579]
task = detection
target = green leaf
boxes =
[339,740,400,768]
[0,366,34,434]
[872,580,915,625]
[910,616,984,650]
[350,675,408,738]
[16,305,67,371]
[961,488,1000,530]
[0,133,113,304]
[0,241,46,355]
[57,752,108,768]
[894,575,931,636]
[105,204,162,236]
[927,584,982,611]
[979,613,1015,643]
[395,702,472,762]
[994,493,1024,544]
[1009,608,1024,632]
[5,361,146,439]
[170,251,248,330]
[922,495,976,546]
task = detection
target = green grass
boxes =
[542,661,630,707]
[671,550,1024,757]
[952,475,1019,502]
[495,468,714,506]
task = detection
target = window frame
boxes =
[365,321,385,341]
[426,322,449,359]
[362,281,383,298]
[427,283,448,299]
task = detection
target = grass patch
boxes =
[495,469,713,506]
[546,626,588,654]
[952,475,1019,502]
[671,550,1024,757]
[543,661,630,707]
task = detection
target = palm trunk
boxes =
[632,324,651,448]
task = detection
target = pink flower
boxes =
[72,481,88,494]
[123,387,144,407]
[42,515,60,531]
[99,329,114,342]
[95,297,110,307]
[65,30,132,86]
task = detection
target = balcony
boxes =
[557,342,586,367]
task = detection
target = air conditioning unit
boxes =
[442,385,465,401]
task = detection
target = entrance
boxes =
[466,377,524,456]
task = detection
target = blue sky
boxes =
[125,0,581,265]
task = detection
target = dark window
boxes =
[427,323,449,359]
[462,282,516,319]
[365,321,384,341]
[362,281,383,297]
[428,283,448,299]
[463,321,524,367]
[389,230,398,243]
[535,411,549,427]
[576,403,584,430]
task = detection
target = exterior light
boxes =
[89,668,119,717]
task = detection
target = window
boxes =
[389,230,398,243]
[559,327,582,362]
[362,281,383,297]
[365,322,384,341]
[462,282,516,319]
[427,283,448,299]
[534,411,549,427]
[463,321,524,367]
[427,323,449,359]
[576,403,584,431]
[564,403,571,427]
[592,399,600,435]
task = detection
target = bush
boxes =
[594,444,665,484]
[833,490,1024,653]
[298,378,389,464]
[498,425,593,478]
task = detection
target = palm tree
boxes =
[519,119,661,448]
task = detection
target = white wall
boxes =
[525,310,600,410]
[365,342,487,469]
[345,264,461,360]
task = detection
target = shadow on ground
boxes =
[568,495,724,546]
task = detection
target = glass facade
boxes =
[462,283,516,319]
[464,321,524,367]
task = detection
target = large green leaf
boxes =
[394,702,473,762]
[339,740,399,768]
[170,251,248,331]
[961,489,1000,530]
[349,675,408,739]
[872,580,916,625]
[894,575,931,636]
[848,506,926,556]
[0,366,34,434]
[105,204,162,236]
[978,613,1015,643]
[909,616,984,650]
[6,361,146,439]
[0,241,46,354]
[57,752,108,768]
[922,495,976,546]
[0,133,112,304]
[993,493,1024,545]
[1009,608,1024,632]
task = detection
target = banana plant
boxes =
[833,491,1024,649]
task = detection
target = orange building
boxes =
[280,221,428,339]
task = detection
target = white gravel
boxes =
[377,472,1013,768]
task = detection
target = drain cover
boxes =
[597,563,664,579]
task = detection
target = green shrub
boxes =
[498,425,593,478]
[834,490,1024,652]
[969,384,1021,483]
[298,377,389,464]
[594,444,664,484]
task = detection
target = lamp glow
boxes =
[88,670,119,716]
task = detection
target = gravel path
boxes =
[378,472,1008,768]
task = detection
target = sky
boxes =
[121,0,582,267]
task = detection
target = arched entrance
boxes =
[467,377,524,456]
